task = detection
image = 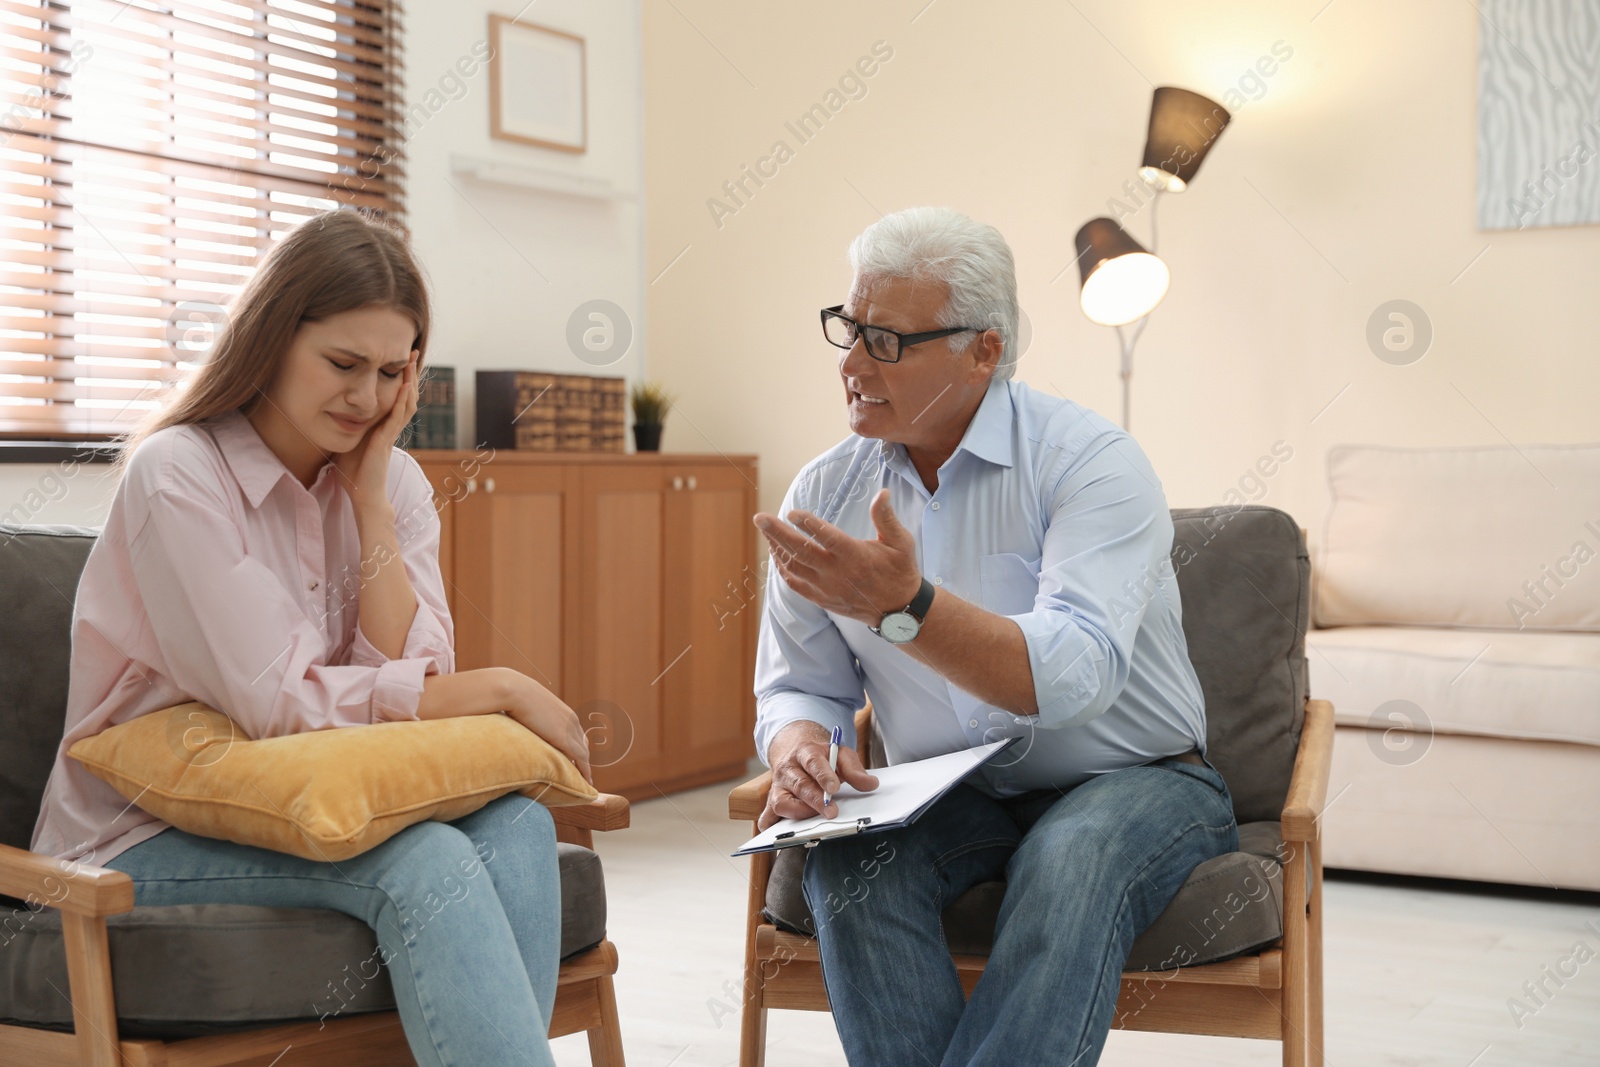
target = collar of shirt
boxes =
[208,409,336,509]
[881,376,1016,491]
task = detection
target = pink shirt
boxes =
[31,408,455,864]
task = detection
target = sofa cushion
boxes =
[0,524,98,853]
[764,821,1288,969]
[1308,625,1600,747]
[1315,444,1600,632]
[0,842,606,1038]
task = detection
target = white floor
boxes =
[550,770,1600,1067]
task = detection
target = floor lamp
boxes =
[1075,87,1231,431]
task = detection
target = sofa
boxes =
[1306,444,1600,891]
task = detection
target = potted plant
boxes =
[629,380,673,452]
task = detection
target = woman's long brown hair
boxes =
[113,209,432,481]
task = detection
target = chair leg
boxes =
[738,970,768,1067]
[586,973,626,1067]
[1308,837,1325,1067]
[59,913,123,1067]
[1281,841,1308,1067]
[738,847,773,1067]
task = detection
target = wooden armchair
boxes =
[0,524,631,1067]
[0,794,630,1067]
[726,506,1331,1066]
[729,701,1331,1066]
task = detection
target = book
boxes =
[475,370,626,453]
[402,365,455,450]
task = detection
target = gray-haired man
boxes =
[752,206,1237,1065]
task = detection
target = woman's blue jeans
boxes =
[801,755,1240,1067]
[104,793,563,1067]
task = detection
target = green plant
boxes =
[629,381,673,426]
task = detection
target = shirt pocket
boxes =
[978,552,1043,616]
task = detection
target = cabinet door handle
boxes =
[687,476,698,490]
[672,477,684,491]
[466,478,477,494]
[485,478,495,494]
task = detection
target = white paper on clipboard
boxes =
[732,737,1019,856]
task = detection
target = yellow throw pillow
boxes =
[69,703,598,861]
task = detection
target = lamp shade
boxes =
[1074,217,1170,327]
[1139,86,1231,192]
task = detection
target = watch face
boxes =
[878,611,920,643]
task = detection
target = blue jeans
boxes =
[105,793,563,1067]
[801,755,1240,1066]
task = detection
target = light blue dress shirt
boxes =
[753,377,1207,797]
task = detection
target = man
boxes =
[752,206,1238,1066]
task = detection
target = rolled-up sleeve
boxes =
[345,453,456,699]
[1010,434,1175,730]
[125,448,442,738]
[752,471,865,765]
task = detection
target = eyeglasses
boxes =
[820,305,987,364]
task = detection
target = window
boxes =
[0,0,408,440]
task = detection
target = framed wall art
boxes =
[489,14,587,153]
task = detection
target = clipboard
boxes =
[732,737,1021,856]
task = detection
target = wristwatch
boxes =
[870,577,936,644]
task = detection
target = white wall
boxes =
[641,0,1600,548]
[405,0,647,442]
[0,460,117,529]
[1,0,646,527]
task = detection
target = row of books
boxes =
[401,367,456,450]
[476,371,628,453]
[402,368,630,453]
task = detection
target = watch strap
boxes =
[903,577,935,622]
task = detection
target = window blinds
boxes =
[0,0,407,438]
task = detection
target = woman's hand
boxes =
[334,353,419,513]
[418,668,594,784]
[501,671,594,786]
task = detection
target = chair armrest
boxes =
[0,842,134,918]
[728,771,772,822]
[549,793,630,834]
[1281,698,1335,843]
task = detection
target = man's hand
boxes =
[754,488,920,627]
[759,721,880,831]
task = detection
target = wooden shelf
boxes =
[417,456,759,798]
[409,448,753,466]
[449,153,638,202]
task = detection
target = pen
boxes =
[822,724,841,809]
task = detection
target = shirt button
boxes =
[930,501,941,510]
[968,719,978,728]
[308,581,319,590]
[933,576,943,586]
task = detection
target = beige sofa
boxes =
[1306,443,1600,891]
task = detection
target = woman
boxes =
[30,209,590,1067]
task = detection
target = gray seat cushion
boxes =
[0,523,609,1038]
[764,821,1287,969]
[761,506,1310,970]
[1,841,607,1038]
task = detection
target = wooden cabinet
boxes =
[413,451,759,799]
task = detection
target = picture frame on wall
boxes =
[489,14,587,153]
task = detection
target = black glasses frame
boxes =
[820,305,987,364]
